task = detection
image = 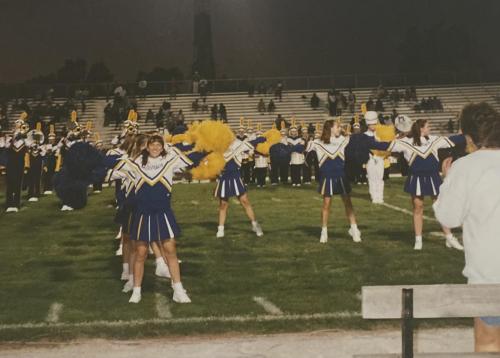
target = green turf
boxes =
[0,178,469,341]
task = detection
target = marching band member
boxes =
[364,111,386,204]
[5,113,29,213]
[253,125,269,188]
[215,131,266,238]
[287,121,305,187]
[301,126,312,184]
[26,123,46,202]
[42,125,59,195]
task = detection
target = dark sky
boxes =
[1,0,500,82]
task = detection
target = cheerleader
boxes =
[308,119,389,243]
[111,135,204,304]
[287,124,305,187]
[4,115,29,213]
[385,118,464,251]
[215,134,265,238]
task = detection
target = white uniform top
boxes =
[4,133,26,151]
[387,135,455,165]
[309,136,349,167]
[223,139,254,166]
[254,154,268,168]
[433,149,500,284]
[287,137,305,165]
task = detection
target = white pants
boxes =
[366,156,385,203]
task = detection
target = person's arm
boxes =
[432,161,468,228]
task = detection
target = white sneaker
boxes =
[320,228,328,243]
[216,226,224,238]
[128,290,141,303]
[445,236,464,251]
[94,190,101,194]
[173,288,191,303]
[414,237,423,250]
[115,244,123,256]
[155,262,171,278]
[28,197,38,202]
[43,190,52,195]
[122,280,134,293]
[6,207,19,213]
[348,227,362,242]
[252,222,264,237]
[120,271,129,281]
[61,205,74,211]
[115,227,122,240]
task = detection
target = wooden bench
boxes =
[356,284,500,358]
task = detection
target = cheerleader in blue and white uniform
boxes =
[308,119,390,244]
[215,135,266,238]
[112,134,204,304]
[386,118,464,251]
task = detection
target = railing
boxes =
[1,69,500,100]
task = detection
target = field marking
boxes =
[190,200,199,206]
[46,303,63,323]
[154,293,172,319]
[379,202,438,222]
[231,198,240,205]
[271,197,282,203]
[0,312,360,331]
[252,296,283,315]
[312,196,322,201]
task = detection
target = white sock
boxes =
[155,257,164,266]
[128,274,134,282]
[132,286,141,295]
[217,225,224,231]
[122,263,129,273]
[251,221,258,227]
[321,226,327,232]
[445,233,453,240]
[415,235,422,241]
[350,224,358,230]
[172,282,184,291]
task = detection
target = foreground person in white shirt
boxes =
[433,103,500,352]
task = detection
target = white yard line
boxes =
[154,293,172,319]
[0,312,360,330]
[271,197,282,203]
[45,303,63,323]
[312,196,322,201]
[380,202,438,222]
[190,200,199,206]
[252,296,283,315]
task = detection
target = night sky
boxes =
[1,0,500,82]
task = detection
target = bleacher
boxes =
[5,83,500,145]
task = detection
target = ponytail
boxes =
[320,120,333,144]
[410,119,427,146]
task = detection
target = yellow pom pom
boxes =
[71,110,77,122]
[255,128,281,155]
[192,120,234,153]
[191,152,226,180]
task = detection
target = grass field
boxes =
[0,177,468,341]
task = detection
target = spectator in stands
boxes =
[348,89,356,113]
[192,99,200,112]
[192,71,200,94]
[410,86,417,101]
[391,108,399,121]
[433,103,500,352]
[375,98,384,112]
[199,78,208,98]
[201,98,209,113]
[138,79,147,99]
[310,93,320,110]
[275,114,289,129]
[376,84,387,99]
[145,109,155,124]
[218,104,227,122]
[327,91,337,116]
[176,109,185,124]
[267,99,276,113]
[366,97,375,111]
[447,118,454,132]
[258,99,266,114]
[162,100,171,112]
[275,81,283,102]
[390,88,401,106]
[210,104,218,119]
